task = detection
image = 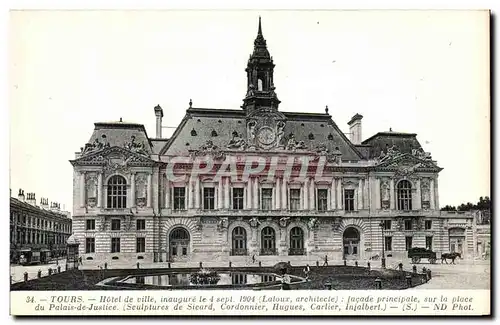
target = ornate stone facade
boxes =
[70,18,477,264]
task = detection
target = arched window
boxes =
[261,227,276,255]
[343,227,360,259]
[397,180,412,211]
[107,175,127,208]
[257,78,263,91]
[169,227,190,258]
[231,227,247,256]
[289,227,305,255]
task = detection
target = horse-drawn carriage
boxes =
[408,247,437,264]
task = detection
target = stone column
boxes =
[224,177,230,209]
[363,177,369,209]
[358,178,363,210]
[147,173,152,208]
[309,178,315,210]
[253,177,259,209]
[80,172,86,207]
[194,176,200,209]
[330,178,336,210]
[281,179,287,209]
[218,178,223,210]
[430,178,435,210]
[336,178,342,210]
[165,178,170,209]
[303,178,309,210]
[375,178,381,210]
[415,178,421,210]
[129,172,135,208]
[275,178,281,210]
[246,179,252,210]
[434,177,440,210]
[188,176,194,209]
[389,179,395,210]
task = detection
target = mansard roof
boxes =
[160,107,364,161]
[86,121,153,154]
[361,131,423,159]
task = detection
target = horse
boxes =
[370,254,380,261]
[441,252,462,264]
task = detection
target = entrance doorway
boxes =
[448,228,465,257]
[169,227,190,261]
[343,227,360,260]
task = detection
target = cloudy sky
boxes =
[9,10,489,211]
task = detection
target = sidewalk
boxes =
[10,259,67,283]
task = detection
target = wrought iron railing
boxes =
[231,248,248,256]
[288,248,305,256]
[260,248,277,256]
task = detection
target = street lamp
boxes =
[379,221,386,269]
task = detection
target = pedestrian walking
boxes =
[323,255,329,266]
[252,254,256,264]
[303,264,311,280]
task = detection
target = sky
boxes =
[8,10,490,212]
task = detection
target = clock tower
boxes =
[243,18,286,150]
[241,17,281,114]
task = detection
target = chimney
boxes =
[40,197,49,209]
[26,192,37,206]
[50,202,60,212]
[347,113,363,145]
[18,189,25,202]
[154,104,164,138]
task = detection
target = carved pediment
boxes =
[376,153,440,171]
[71,146,156,170]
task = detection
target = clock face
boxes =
[257,127,276,145]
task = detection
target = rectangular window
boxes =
[425,220,432,230]
[111,238,121,253]
[426,236,433,250]
[317,189,328,211]
[136,237,145,253]
[85,238,95,253]
[203,187,215,210]
[383,220,392,230]
[86,219,95,230]
[36,219,40,228]
[344,189,355,211]
[405,236,413,250]
[173,187,186,210]
[404,219,412,231]
[384,236,393,251]
[261,188,273,210]
[289,189,301,211]
[232,188,244,210]
[111,219,121,231]
[136,219,146,230]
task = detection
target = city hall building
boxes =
[70,19,475,264]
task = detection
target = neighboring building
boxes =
[70,19,477,264]
[473,210,491,259]
[10,189,73,264]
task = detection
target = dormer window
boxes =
[211,130,218,137]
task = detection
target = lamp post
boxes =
[379,221,386,269]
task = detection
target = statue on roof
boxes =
[227,132,247,150]
[246,83,256,97]
[276,121,286,147]
[412,147,432,161]
[125,135,148,156]
[81,137,107,155]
